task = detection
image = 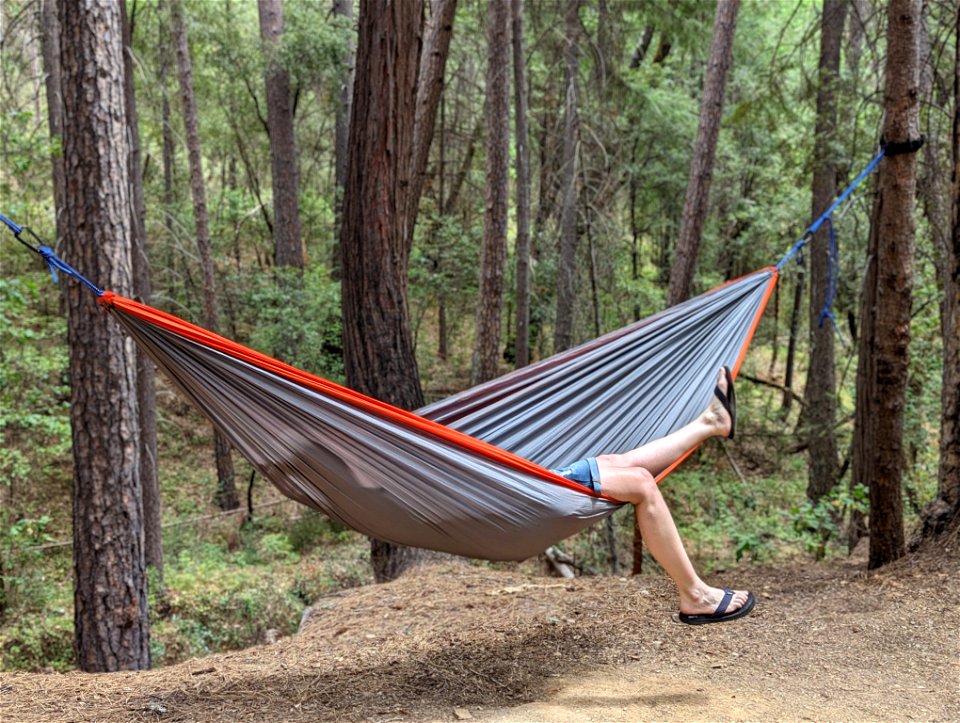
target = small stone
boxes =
[454,708,473,720]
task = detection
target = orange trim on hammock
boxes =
[653,267,779,484]
[98,291,614,501]
[100,266,779,498]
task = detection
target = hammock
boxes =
[1,149,889,562]
[97,267,777,560]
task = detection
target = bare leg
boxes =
[594,369,749,616]
[599,466,751,616]
[596,367,732,477]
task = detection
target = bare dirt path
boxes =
[1,539,957,722]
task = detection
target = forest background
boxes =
[0,0,956,673]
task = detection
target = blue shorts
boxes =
[550,457,601,494]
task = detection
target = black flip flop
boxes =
[678,589,755,625]
[714,366,736,440]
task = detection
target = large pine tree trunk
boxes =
[169,0,238,510]
[471,0,510,385]
[121,0,163,579]
[59,0,150,671]
[802,0,847,502]
[853,0,920,569]
[258,0,303,269]
[666,0,739,306]
[512,0,532,368]
[554,0,581,353]
[341,0,428,582]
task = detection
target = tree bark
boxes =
[853,0,920,569]
[666,0,740,306]
[40,0,65,244]
[341,0,429,581]
[406,0,458,233]
[332,0,355,276]
[920,0,960,537]
[512,0,532,368]
[554,0,581,353]
[59,0,150,671]
[121,0,163,579]
[258,0,303,269]
[802,0,847,503]
[472,0,510,385]
[169,0,239,511]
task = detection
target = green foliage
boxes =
[230,264,344,381]
[790,484,869,561]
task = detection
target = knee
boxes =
[609,467,658,505]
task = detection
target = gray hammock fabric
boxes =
[104,267,777,561]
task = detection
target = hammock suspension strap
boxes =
[0,214,104,296]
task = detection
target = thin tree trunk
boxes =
[121,0,163,580]
[666,0,740,306]
[920,1,960,537]
[169,0,238,511]
[802,0,846,502]
[406,0,458,234]
[782,268,804,412]
[554,0,581,353]
[40,0,65,244]
[332,0,354,276]
[472,0,510,385]
[258,0,303,269]
[853,0,920,569]
[512,0,531,368]
[59,0,149,671]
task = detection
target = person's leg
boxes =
[599,465,751,617]
[596,367,732,477]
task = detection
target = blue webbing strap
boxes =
[776,148,885,272]
[774,148,885,347]
[1,214,104,296]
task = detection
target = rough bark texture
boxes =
[921,1,960,537]
[666,0,740,306]
[341,0,428,581]
[59,0,149,672]
[853,0,920,569]
[553,0,581,353]
[121,0,163,578]
[170,0,238,510]
[472,0,510,385]
[512,0,531,368]
[803,0,847,502]
[258,0,303,269]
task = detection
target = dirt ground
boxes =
[1,535,957,723]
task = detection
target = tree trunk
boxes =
[121,0,163,580]
[59,0,149,671]
[920,1,960,537]
[802,0,847,503]
[40,0,65,244]
[332,0,355,276]
[406,0,458,233]
[472,0,510,385]
[258,0,303,269]
[853,0,920,570]
[341,0,429,582]
[666,0,740,306]
[554,0,581,353]
[512,0,532,368]
[169,0,238,511]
